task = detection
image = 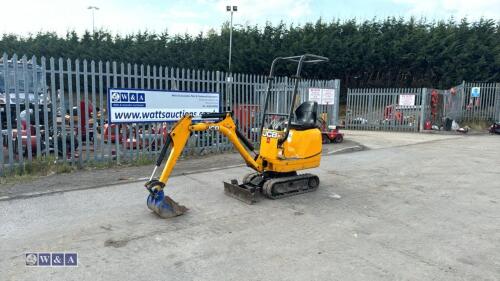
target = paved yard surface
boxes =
[0,130,457,200]
[0,138,363,200]
[1,133,499,280]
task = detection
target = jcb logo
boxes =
[262,130,279,138]
[208,125,220,131]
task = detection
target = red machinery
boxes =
[11,119,37,156]
[232,104,259,138]
[384,105,404,123]
[103,123,168,149]
[318,114,343,144]
[9,111,77,158]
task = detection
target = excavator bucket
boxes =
[146,189,188,218]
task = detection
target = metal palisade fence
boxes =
[346,82,500,132]
[346,88,424,132]
[461,81,500,122]
[0,53,340,175]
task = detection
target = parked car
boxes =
[0,59,51,129]
[489,122,500,134]
[9,109,78,158]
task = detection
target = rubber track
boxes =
[242,172,260,184]
[262,173,319,199]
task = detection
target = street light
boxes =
[87,6,99,33]
[226,5,237,79]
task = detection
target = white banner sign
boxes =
[308,88,336,105]
[398,94,415,106]
[321,88,335,104]
[308,88,322,104]
[108,89,220,123]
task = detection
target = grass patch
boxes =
[0,156,76,185]
[0,146,228,185]
[0,154,157,185]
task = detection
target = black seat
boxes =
[290,101,318,130]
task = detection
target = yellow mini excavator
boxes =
[145,54,329,218]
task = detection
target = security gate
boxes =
[346,88,424,132]
[346,83,500,132]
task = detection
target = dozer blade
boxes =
[224,180,257,205]
[147,190,188,218]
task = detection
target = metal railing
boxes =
[0,53,340,175]
[461,82,500,122]
[346,88,424,132]
[346,82,500,132]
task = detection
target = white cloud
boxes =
[163,0,314,35]
[11,0,498,38]
[393,0,500,19]
[215,0,313,24]
[0,0,158,35]
[0,0,314,37]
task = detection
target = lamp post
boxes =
[226,5,237,80]
[87,6,99,33]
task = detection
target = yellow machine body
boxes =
[259,128,321,172]
[156,114,322,186]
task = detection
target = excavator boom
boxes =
[145,113,259,218]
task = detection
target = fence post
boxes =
[13,54,23,168]
[461,80,467,121]
[58,58,67,162]
[33,56,42,159]
[333,79,341,126]
[495,83,500,122]
[49,57,58,162]
[345,88,351,129]
[419,88,428,132]
[3,53,14,171]
[22,56,33,163]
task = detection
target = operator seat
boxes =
[290,101,318,130]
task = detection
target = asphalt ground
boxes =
[1,131,498,280]
[0,138,363,200]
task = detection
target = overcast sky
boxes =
[1,0,499,36]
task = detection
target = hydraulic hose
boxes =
[156,134,172,166]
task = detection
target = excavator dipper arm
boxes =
[145,113,260,218]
